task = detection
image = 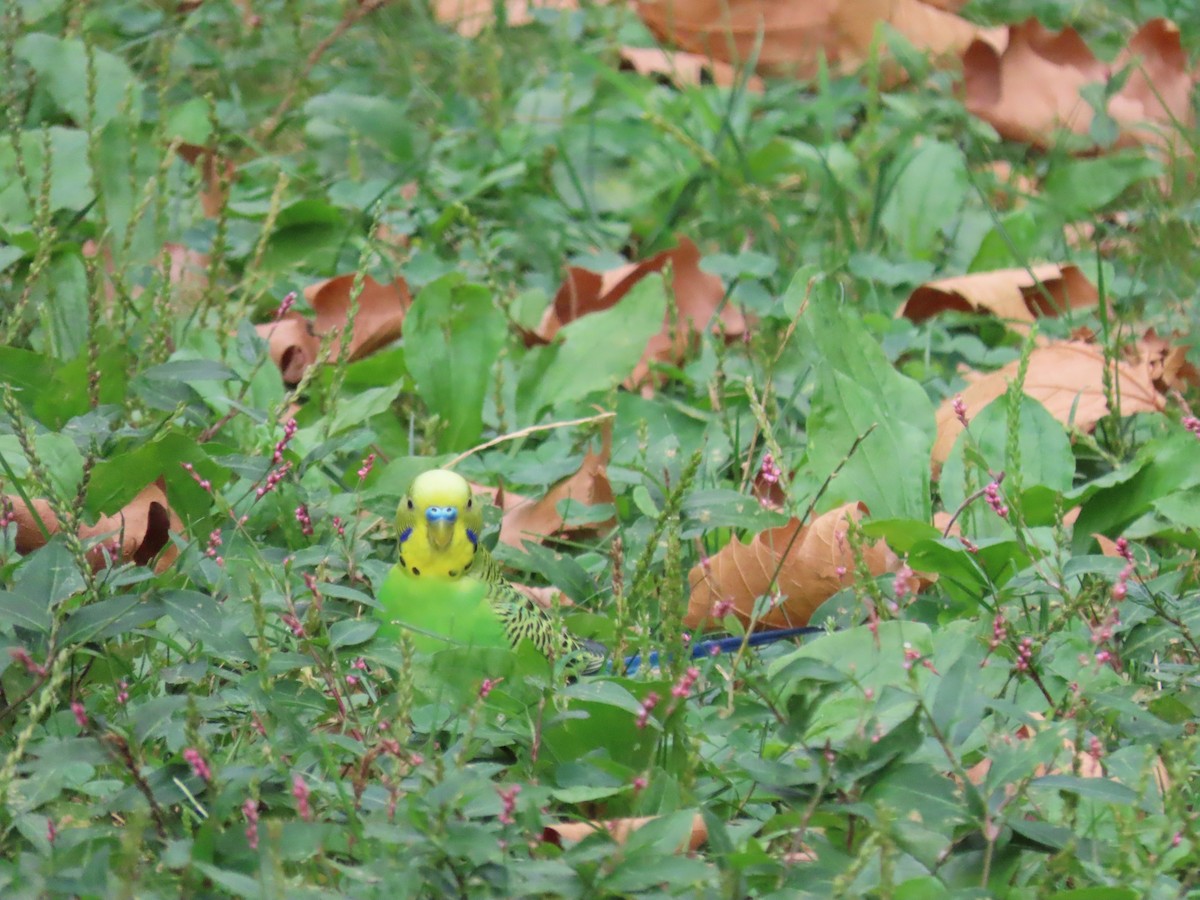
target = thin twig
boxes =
[444,411,615,468]
[259,0,391,138]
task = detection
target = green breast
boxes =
[376,565,509,653]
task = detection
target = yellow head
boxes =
[396,469,484,578]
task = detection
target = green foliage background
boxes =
[1,0,1199,896]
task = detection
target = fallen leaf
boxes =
[536,236,744,388]
[685,502,901,630]
[512,582,577,610]
[257,275,411,384]
[177,143,235,218]
[934,341,1165,464]
[543,812,707,850]
[619,46,764,91]
[1128,328,1200,394]
[963,18,1195,152]
[433,0,582,38]
[899,264,1098,331]
[476,430,614,548]
[6,479,184,573]
[255,312,321,386]
[305,273,411,360]
[634,0,1005,79]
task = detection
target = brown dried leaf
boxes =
[619,46,764,91]
[634,0,1004,78]
[433,0,584,38]
[685,502,901,630]
[542,813,707,850]
[512,582,577,610]
[1128,328,1200,394]
[177,143,235,218]
[899,264,1098,332]
[255,312,321,386]
[963,18,1195,151]
[259,275,411,384]
[538,236,744,388]
[933,340,1165,464]
[5,479,184,573]
[305,274,411,360]
[498,431,614,547]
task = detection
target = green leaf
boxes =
[941,394,1074,538]
[1031,774,1139,805]
[0,431,85,499]
[141,360,238,384]
[518,274,667,420]
[1040,152,1161,220]
[330,619,377,647]
[0,590,52,634]
[1074,426,1200,551]
[13,541,85,610]
[16,34,143,127]
[404,274,506,451]
[880,140,968,260]
[0,128,93,224]
[798,279,935,521]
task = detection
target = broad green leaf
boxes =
[1031,774,1139,806]
[0,128,92,223]
[798,279,935,521]
[880,140,968,260]
[1074,426,1200,552]
[0,589,52,634]
[941,394,1074,538]
[16,34,143,127]
[0,431,85,499]
[1040,152,1161,220]
[405,274,506,451]
[32,250,89,360]
[517,274,667,421]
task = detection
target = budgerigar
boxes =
[375,469,608,676]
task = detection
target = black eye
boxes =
[407,498,414,510]
[412,567,420,576]
[467,498,473,508]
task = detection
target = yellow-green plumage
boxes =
[376,469,606,676]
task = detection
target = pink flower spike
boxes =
[243,798,260,850]
[670,666,700,699]
[635,691,660,729]
[479,677,504,699]
[46,818,57,845]
[10,647,46,677]
[497,784,521,825]
[292,774,312,821]
[758,452,781,485]
[953,395,969,427]
[183,747,212,782]
[70,701,87,729]
[357,452,377,482]
[273,291,297,322]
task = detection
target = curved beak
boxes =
[425,506,457,551]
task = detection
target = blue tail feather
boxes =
[620,625,823,675]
